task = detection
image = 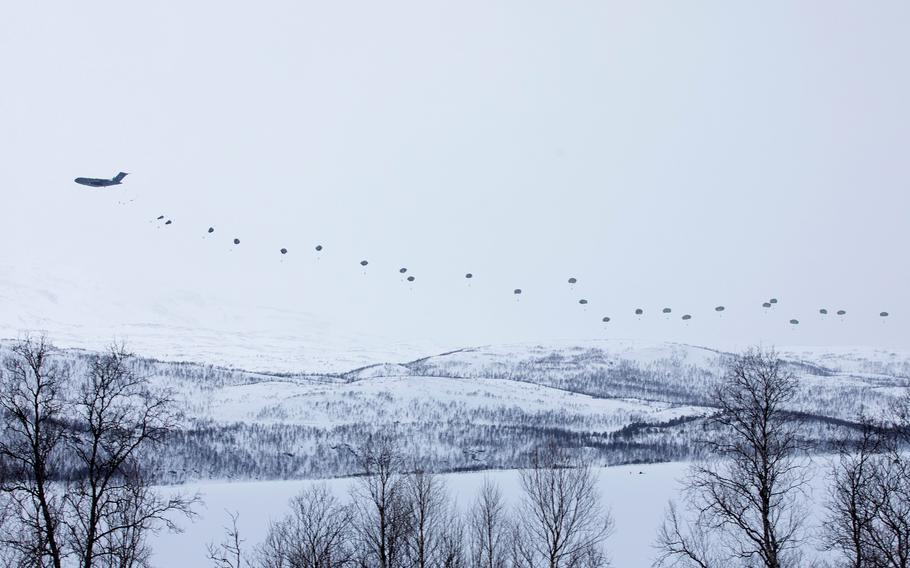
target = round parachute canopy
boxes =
[568,278,577,284]
[634,308,643,315]
[837,310,847,316]
[465,273,473,279]
[407,276,415,282]
[233,238,240,245]
[790,319,800,325]
[579,299,588,305]
[315,245,323,252]
[360,260,369,267]
[880,311,890,317]
[165,220,172,225]
[819,308,828,315]
[602,316,611,323]
[715,306,725,312]
[769,298,778,304]
[662,307,672,314]
[280,248,288,255]
[208,227,214,234]
[156,215,165,220]
[763,302,772,308]
[514,288,522,295]
[399,268,407,274]
[682,314,692,321]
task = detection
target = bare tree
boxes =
[350,434,412,568]
[253,484,354,568]
[826,397,910,568]
[437,505,467,568]
[0,336,68,568]
[655,502,722,568]
[255,526,289,568]
[208,511,245,568]
[863,454,910,568]
[655,348,808,568]
[824,415,884,568]
[94,470,197,568]
[0,338,196,568]
[513,444,613,568]
[470,477,509,568]
[405,467,448,568]
[64,344,198,568]
[0,490,38,568]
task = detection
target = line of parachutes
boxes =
[146,210,893,328]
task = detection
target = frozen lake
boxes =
[151,460,834,568]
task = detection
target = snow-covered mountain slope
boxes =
[0,264,444,374]
[199,374,708,430]
[3,338,905,482]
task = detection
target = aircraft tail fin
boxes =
[113,172,129,183]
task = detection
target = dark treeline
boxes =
[146,412,861,484]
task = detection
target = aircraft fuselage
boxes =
[74,177,120,187]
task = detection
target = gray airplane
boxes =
[74,172,128,187]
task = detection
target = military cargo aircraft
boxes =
[74,172,128,187]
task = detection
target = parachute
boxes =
[80,190,872,332]
[880,311,890,317]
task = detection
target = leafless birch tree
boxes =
[513,444,613,568]
[655,348,808,568]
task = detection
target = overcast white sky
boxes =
[1,1,908,359]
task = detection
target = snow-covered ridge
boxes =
[2,339,908,481]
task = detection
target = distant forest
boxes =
[2,338,906,483]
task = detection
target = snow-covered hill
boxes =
[3,338,906,482]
